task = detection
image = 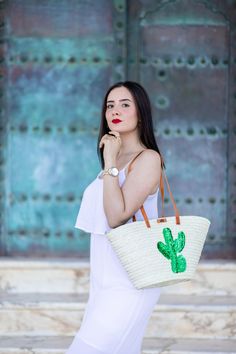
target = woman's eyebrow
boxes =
[107,98,132,103]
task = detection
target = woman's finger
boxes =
[99,135,108,148]
[108,133,121,147]
[99,131,121,148]
[108,131,120,138]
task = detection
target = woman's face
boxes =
[105,86,139,133]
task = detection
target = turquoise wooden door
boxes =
[127,0,236,259]
[0,0,127,257]
[0,0,235,258]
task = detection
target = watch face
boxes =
[110,167,119,176]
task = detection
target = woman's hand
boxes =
[99,131,122,165]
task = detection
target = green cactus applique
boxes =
[157,227,187,273]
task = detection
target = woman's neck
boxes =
[117,132,146,157]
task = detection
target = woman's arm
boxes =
[103,149,161,228]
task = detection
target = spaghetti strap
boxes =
[122,149,146,173]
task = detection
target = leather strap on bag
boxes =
[126,151,180,227]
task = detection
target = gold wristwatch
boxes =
[101,167,119,177]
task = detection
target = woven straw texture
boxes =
[106,215,211,289]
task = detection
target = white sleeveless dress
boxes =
[66,159,161,354]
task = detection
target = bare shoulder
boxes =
[134,149,161,170]
[123,148,162,197]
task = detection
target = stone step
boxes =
[0,258,235,295]
[0,336,235,354]
[0,293,235,339]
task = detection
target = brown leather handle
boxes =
[127,151,180,227]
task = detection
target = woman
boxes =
[66,81,165,354]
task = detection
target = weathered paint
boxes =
[127,0,236,259]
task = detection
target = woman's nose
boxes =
[112,108,120,116]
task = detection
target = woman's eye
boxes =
[106,103,130,109]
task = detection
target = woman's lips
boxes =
[112,119,122,124]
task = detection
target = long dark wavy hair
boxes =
[97,81,166,170]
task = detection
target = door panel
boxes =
[0,0,126,257]
[127,0,236,259]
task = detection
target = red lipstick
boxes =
[112,119,122,124]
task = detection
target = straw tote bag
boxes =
[106,153,211,289]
